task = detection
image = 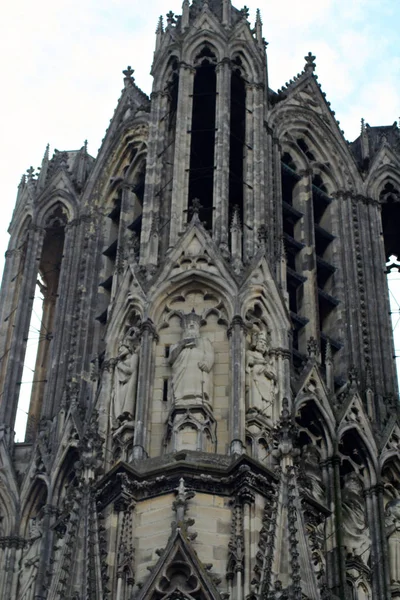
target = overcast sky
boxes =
[1,0,399,268]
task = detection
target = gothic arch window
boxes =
[380,180,400,382]
[188,46,217,229]
[380,181,400,261]
[16,206,67,442]
[228,56,246,225]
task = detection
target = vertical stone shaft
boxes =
[228,316,246,454]
[139,90,165,266]
[169,63,195,247]
[0,225,45,429]
[213,58,231,250]
[133,320,157,458]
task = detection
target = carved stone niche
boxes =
[244,306,278,423]
[164,406,217,454]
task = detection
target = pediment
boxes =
[136,528,222,600]
[365,143,400,184]
[338,392,376,446]
[187,6,227,39]
[380,418,400,463]
[239,252,291,333]
[294,363,335,426]
[147,216,238,298]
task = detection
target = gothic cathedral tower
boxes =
[0,1,400,599]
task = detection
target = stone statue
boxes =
[301,444,326,504]
[113,326,140,422]
[385,498,400,585]
[341,472,370,564]
[18,516,43,600]
[169,311,214,406]
[246,331,277,414]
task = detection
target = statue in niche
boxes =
[169,310,214,406]
[113,325,140,423]
[246,331,277,415]
[341,472,370,564]
[301,444,326,504]
[18,516,43,600]
[385,498,400,585]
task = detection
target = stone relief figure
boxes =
[246,331,277,414]
[169,310,214,406]
[113,325,140,422]
[341,472,370,564]
[301,444,326,504]
[385,498,400,585]
[18,516,43,600]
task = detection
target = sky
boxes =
[0,0,399,436]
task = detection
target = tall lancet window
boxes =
[229,57,246,224]
[188,47,217,229]
[381,181,400,384]
[16,207,66,441]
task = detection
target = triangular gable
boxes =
[239,251,291,332]
[365,141,400,186]
[137,527,222,600]
[380,418,400,464]
[185,5,228,41]
[337,392,377,455]
[146,216,238,299]
[293,362,336,429]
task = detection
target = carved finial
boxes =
[231,205,241,229]
[325,340,332,364]
[83,139,88,152]
[304,51,316,72]
[349,365,358,393]
[156,15,164,33]
[307,336,319,358]
[257,224,268,248]
[26,166,35,180]
[188,198,202,222]
[166,11,176,26]
[255,8,263,45]
[241,5,249,19]
[172,477,195,529]
[271,398,300,460]
[19,174,26,188]
[361,118,365,134]
[182,0,190,29]
[123,66,135,88]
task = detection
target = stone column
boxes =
[0,224,45,430]
[213,58,231,252]
[321,457,340,595]
[243,83,254,262]
[169,62,195,248]
[370,484,391,600]
[42,218,79,420]
[295,168,318,353]
[140,90,168,266]
[228,316,246,455]
[132,319,158,459]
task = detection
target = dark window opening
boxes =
[296,138,315,161]
[17,211,66,442]
[168,66,179,132]
[229,63,246,225]
[163,379,169,402]
[188,48,217,230]
[381,182,400,261]
[312,174,331,225]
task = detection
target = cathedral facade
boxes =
[1,1,400,598]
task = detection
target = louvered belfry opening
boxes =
[188,47,217,230]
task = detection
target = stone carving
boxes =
[169,311,214,406]
[18,516,43,600]
[300,444,326,504]
[113,326,140,422]
[341,472,370,564]
[385,498,400,585]
[246,331,277,415]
